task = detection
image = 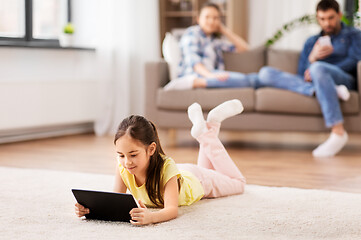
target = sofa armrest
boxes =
[357,61,361,91]
[144,60,169,123]
[356,61,361,106]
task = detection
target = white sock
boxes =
[206,99,244,123]
[312,132,348,158]
[187,103,207,138]
[335,85,350,101]
[163,75,195,91]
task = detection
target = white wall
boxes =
[0,0,100,142]
[93,0,161,135]
[248,0,320,50]
[126,0,161,115]
[71,0,98,48]
[0,48,98,140]
[248,0,345,50]
[0,0,161,141]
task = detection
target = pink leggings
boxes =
[177,122,246,198]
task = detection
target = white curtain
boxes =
[94,0,160,136]
[248,0,345,50]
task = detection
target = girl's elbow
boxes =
[170,206,178,219]
[173,207,179,218]
[236,46,248,53]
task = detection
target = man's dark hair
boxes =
[316,0,340,13]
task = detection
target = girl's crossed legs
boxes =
[177,100,246,198]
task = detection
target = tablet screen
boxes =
[72,189,138,222]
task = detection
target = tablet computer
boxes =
[72,189,139,222]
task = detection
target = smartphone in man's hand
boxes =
[318,35,332,46]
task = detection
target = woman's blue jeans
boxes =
[258,62,356,128]
[205,71,259,88]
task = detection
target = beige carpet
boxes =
[1,167,360,240]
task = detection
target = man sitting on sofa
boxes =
[258,0,361,157]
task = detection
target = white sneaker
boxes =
[335,85,350,101]
[312,132,348,158]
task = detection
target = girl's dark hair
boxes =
[199,2,221,15]
[114,115,165,207]
[316,0,340,13]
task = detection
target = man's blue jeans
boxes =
[205,71,259,88]
[258,62,356,128]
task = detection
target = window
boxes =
[0,0,25,38]
[33,0,62,39]
[0,0,70,47]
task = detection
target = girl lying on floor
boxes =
[75,99,246,226]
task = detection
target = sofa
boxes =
[144,47,361,134]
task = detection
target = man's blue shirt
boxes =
[298,22,361,78]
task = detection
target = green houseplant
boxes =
[265,14,316,47]
[59,22,75,47]
[265,1,360,47]
[63,23,75,34]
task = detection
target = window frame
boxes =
[0,0,70,48]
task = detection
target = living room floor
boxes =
[0,130,360,194]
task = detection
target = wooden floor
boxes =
[0,131,360,194]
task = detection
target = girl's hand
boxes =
[129,200,153,226]
[74,203,90,217]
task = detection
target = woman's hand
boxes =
[74,203,90,217]
[129,200,153,226]
[219,24,249,52]
[218,23,227,35]
[207,72,230,81]
[194,63,229,81]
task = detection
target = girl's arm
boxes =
[129,176,179,225]
[114,165,127,193]
[181,31,212,78]
[220,24,249,52]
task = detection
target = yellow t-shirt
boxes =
[117,155,204,207]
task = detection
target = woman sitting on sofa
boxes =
[164,2,258,91]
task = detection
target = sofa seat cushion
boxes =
[157,88,255,112]
[256,88,359,115]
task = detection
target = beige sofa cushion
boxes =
[157,88,255,112]
[223,46,265,73]
[267,48,300,74]
[256,88,359,115]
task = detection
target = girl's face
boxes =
[115,134,156,176]
[198,6,221,35]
